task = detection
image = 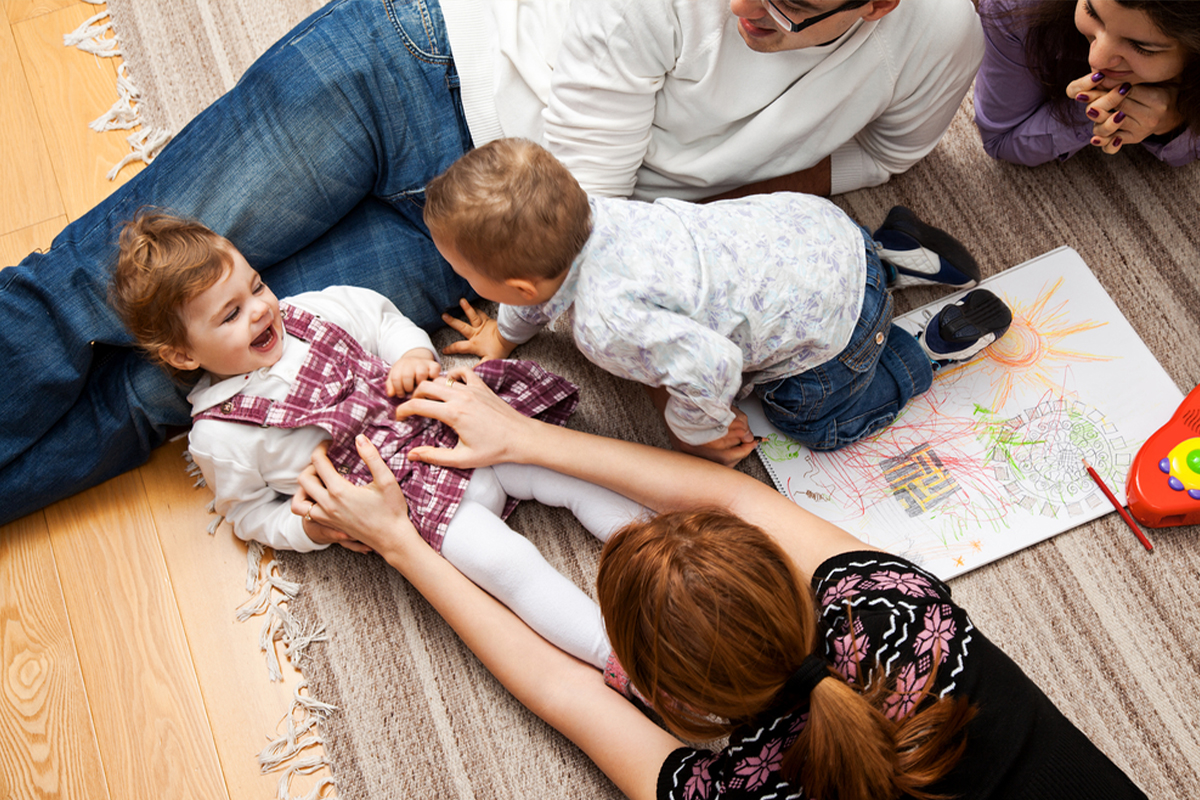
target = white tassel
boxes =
[63,11,119,56]
[63,4,176,180]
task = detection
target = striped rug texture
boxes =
[98,1,1200,797]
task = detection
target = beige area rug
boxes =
[89,1,1200,797]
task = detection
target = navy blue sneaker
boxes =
[920,289,1012,363]
[874,206,981,289]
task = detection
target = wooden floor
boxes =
[0,1,328,797]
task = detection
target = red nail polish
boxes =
[1092,72,1105,82]
[1087,108,1100,118]
[1118,83,1131,95]
[1113,137,1122,147]
[1076,93,1089,102]
[1092,137,1102,146]
[1114,110,1126,123]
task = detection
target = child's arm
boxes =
[646,386,757,467]
[441,299,519,361]
[190,423,370,553]
[292,286,437,366]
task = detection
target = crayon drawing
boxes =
[743,247,1183,580]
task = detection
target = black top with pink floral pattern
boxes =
[656,551,1145,800]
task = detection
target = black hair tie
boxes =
[777,653,829,709]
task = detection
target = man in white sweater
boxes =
[452,0,984,198]
[1,0,984,523]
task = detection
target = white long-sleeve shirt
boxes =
[442,0,983,198]
[497,194,866,445]
[185,286,435,552]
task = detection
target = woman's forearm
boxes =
[401,374,869,579]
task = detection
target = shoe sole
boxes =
[875,206,982,288]
[922,289,1013,361]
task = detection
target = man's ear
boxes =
[862,0,900,22]
[504,277,544,302]
[160,344,200,372]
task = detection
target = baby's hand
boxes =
[441,298,518,361]
[387,351,441,397]
[670,408,758,468]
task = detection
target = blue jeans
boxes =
[755,231,933,451]
[0,0,474,524]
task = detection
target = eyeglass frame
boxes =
[761,0,871,34]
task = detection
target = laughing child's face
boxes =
[163,248,284,380]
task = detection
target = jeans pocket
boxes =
[837,285,892,374]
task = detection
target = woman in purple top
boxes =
[975,0,1200,166]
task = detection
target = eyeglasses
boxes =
[762,0,871,34]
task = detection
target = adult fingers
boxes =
[1066,71,1106,103]
[353,434,395,487]
[1086,83,1130,122]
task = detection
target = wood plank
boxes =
[0,4,62,232]
[45,471,229,800]
[0,514,109,800]
[0,215,66,268]
[140,438,331,798]
[13,3,142,222]
[4,0,83,27]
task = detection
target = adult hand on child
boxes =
[295,438,419,557]
[441,299,518,361]
[1068,72,1183,153]
[387,350,442,397]
[398,367,533,469]
[291,486,376,553]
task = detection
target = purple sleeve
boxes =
[1141,130,1200,166]
[973,0,1091,166]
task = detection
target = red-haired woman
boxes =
[976,0,1200,165]
[298,368,1146,800]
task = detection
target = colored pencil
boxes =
[1082,459,1154,552]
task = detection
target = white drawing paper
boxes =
[741,246,1183,580]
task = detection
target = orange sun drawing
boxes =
[937,276,1111,408]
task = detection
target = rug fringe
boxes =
[183,451,338,796]
[63,1,174,179]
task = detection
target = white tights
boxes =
[438,463,648,670]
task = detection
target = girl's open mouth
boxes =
[251,324,277,350]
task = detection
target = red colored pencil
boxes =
[1083,459,1154,552]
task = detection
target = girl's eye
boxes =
[252,281,265,294]
[1084,1,1099,21]
[1131,43,1155,57]
[223,308,240,324]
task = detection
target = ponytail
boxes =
[598,511,974,800]
[788,633,974,800]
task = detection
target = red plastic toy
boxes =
[1126,383,1200,528]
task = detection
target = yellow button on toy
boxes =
[1167,437,1200,491]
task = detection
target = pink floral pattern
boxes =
[819,573,863,606]
[913,604,956,665]
[732,739,784,790]
[868,569,936,597]
[683,754,719,800]
[881,661,923,720]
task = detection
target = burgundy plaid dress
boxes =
[195,303,579,551]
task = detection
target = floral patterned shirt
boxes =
[495,194,866,446]
[656,551,1146,800]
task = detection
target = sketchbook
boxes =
[741,246,1183,581]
